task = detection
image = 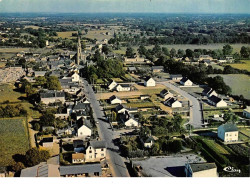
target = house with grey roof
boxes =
[20,162,60,177]
[40,91,65,105]
[60,163,102,177]
[85,141,107,162]
[208,95,227,107]
[217,123,238,142]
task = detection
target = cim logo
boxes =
[223,166,241,173]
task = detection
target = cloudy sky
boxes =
[0,0,249,13]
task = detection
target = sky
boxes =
[0,0,249,14]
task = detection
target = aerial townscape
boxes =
[0,1,249,181]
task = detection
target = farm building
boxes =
[72,153,85,164]
[60,164,102,177]
[217,123,238,143]
[116,84,131,92]
[40,91,65,105]
[151,66,164,73]
[243,106,250,118]
[170,74,182,81]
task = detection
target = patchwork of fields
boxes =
[229,60,250,72]
[0,118,30,166]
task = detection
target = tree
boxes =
[12,162,25,172]
[39,110,56,127]
[126,46,134,58]
[177,49,185,58]
[34,123,40,131]
[138,45,147,56]
[240,46,250,58]
[25,148,50,167]
[151,142,160,155]
[169,140,182,153]
[185,49,194,58]
[224,109,239,124]
[222,44,233,56]
[35,76,47,86]
[47,76,61,90]
[170,48,176,57]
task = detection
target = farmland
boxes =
[209,74,250,99]
[56,31,78,39]
[0,118,30,166]
[229,60,250,71]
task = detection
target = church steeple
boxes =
[76,32,82,66]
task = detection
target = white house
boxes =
[109,95,122,105]
[170,74,182,81]
[141,136,155,148]
[42,137,53,148]
[108,80,117,91]
[115,104,128,114]
[164,98,182,108]
[70,72,80,82]
[185,163,218,177]
[144,77,156,87]
[116,84,131,92]
[77,124,92,138]
[85,141,107,162]
[217,123,238,143]
[208,95,227,107]
[72,153,85,164]
[202,88,218,97]
[243,106,250,119]
[160,89,174,100]
[180,77,193,86]
[124,117,139,127]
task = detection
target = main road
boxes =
[158,80,203,128]
[82,78,130,177]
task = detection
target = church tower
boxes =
[76,33,82,65]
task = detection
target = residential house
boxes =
[199,55,213,61]
[60,164,102,177]
[202,88,218,97]
[109,95,122,105]
[77,124,92,138]
[85,141,107,162]
[40,91,65,105]
[115,104,128,114]
[180,77,193,86]
[116,84,131,92]
[152,66,164,73]
[208,95,227,107]
[170,74,183,81]
[164,98,182,108]
[20,162,60,177]
[144,76,156,87]
[217,123,238,143]
[243,106,250,118]
[185,163,218,177]
[68,72,80,82]
[108,80,117,91]
[127,66,136,73]
[140,95,150,100]
[120,113,139,127]
[72,153,85,164]
[141,136,155,148]
[160,89,174,100]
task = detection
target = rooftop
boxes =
[189,163,217,173]
[60,164,102,176]
[72,153,85,160]
[219,123,238,132]
[89,140,107,149]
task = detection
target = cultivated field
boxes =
[56,31,78,39]
[209,74,250,99]
[229,60,250,72]
[0,118,30,166]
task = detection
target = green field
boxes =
[126,102,155,108]
[229,60,250,72]
[202,139,230,155]
[209,74,250,99]
[0,118,30,166]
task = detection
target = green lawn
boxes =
[0,118,30,166]
[0,84,25,103]
[202,139,230,155]
[209,74,250,99]
[229,60,250,71]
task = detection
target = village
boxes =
[0,14,249,178]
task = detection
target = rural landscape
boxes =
[0,1,249,182]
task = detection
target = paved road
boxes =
[82,79,130,177]
[159,81,203,128]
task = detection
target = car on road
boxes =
[96,121,99,124]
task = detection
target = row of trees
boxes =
[0,104,27,118]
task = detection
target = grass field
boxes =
[0,118,30,166]
[202,139,230,155]
[0,84,41,118]
[209,74,250,99]
[0,47,31,53]
[229,60,250,71]
[56,31,78,39]
[126,102,155,108]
